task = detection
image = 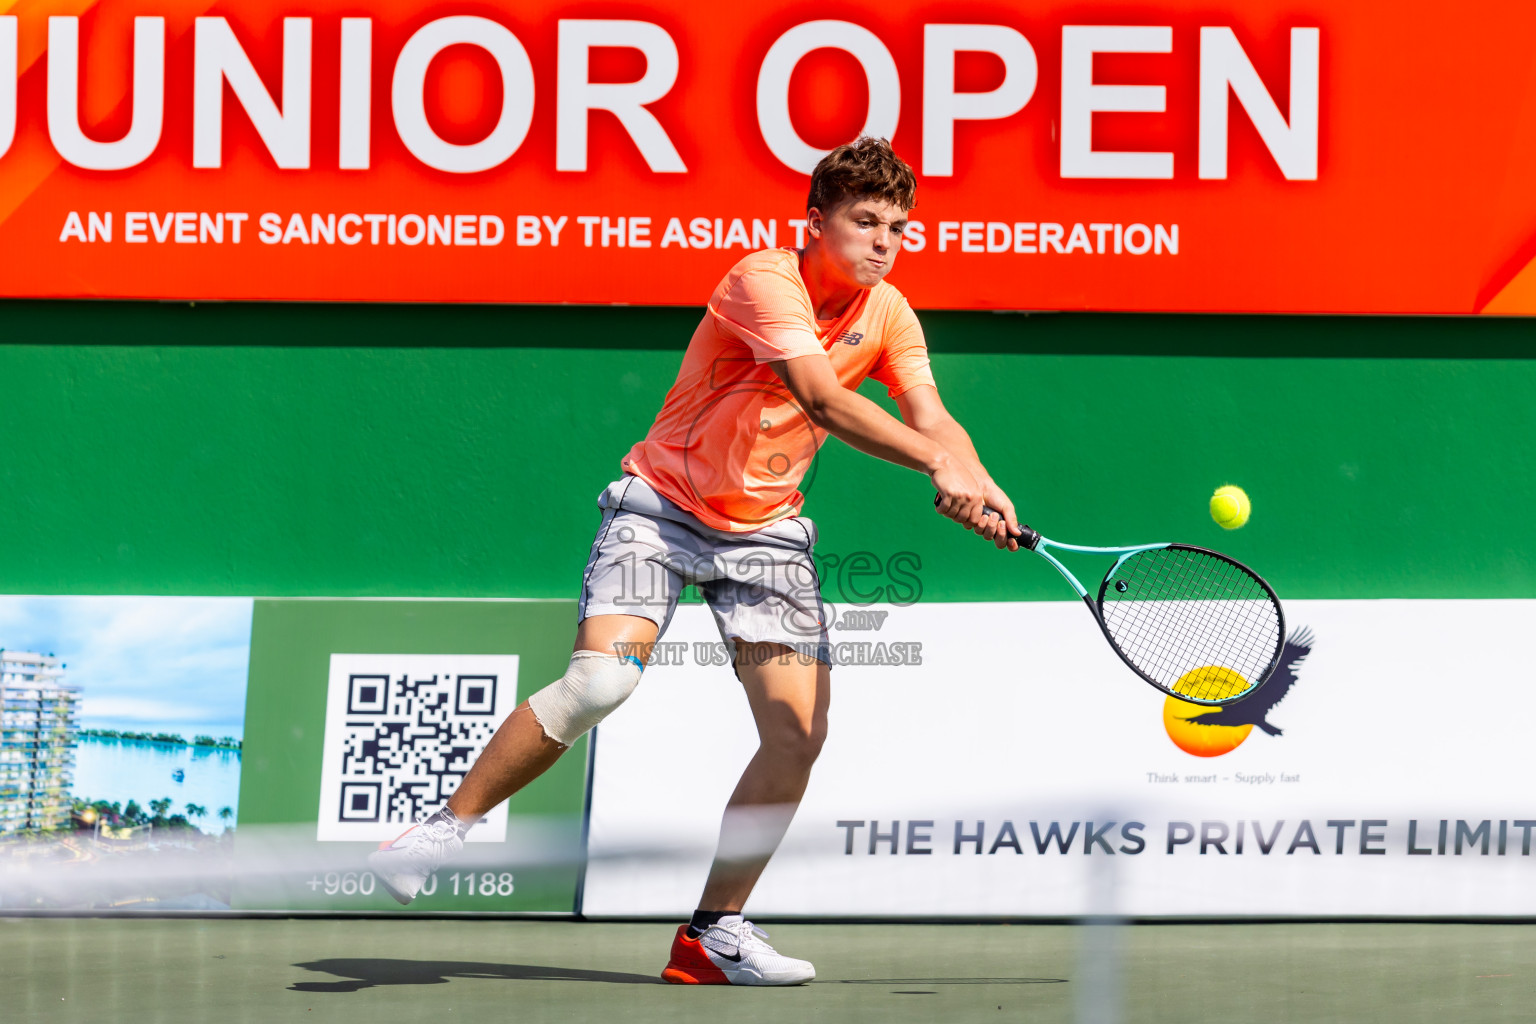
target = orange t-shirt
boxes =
[622,248,935,532]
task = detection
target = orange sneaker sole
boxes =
[661,965,723,985]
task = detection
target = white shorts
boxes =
[579,476,831,665]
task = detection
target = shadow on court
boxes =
[289,958,1069,995]
[290,958,667,992]
[825,978,1067,985]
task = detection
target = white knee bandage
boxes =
[527,650,643,746]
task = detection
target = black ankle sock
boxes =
[424,807,470,838]
[686,909,733,939]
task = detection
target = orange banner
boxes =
[4,1,1536,312]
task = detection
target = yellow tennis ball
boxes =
[1209,485,1251,530]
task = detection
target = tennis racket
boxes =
[938,497,1285,706]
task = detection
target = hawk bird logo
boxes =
[1181,627,1314,737]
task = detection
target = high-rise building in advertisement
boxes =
[0,652,78,834]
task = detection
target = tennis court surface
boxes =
[4,918,1531,1023]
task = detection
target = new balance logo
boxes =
[837,331,864,346]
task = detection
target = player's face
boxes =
[808,198,909,288]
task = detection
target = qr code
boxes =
[316,654,519,843]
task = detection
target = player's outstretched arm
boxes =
[895,385,1019,549]
[772,355,1010,546]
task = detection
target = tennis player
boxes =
[370,137,1020,985]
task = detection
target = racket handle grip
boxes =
[932,494,1040,550]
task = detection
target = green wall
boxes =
[2,300,1533,601]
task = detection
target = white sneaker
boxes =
[662,915,815,986]
[366,817,463,904]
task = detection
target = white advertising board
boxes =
[583,600,1536,917]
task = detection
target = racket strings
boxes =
[1099,548,1281,702]
[1110,557,1276,700]
[1111,570,1268,699]
[1130,557,1276,695]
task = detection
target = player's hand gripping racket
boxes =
[937,496,1285,706]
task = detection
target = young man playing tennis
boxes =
[370,137,1019,985]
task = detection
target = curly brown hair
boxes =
[806,137,917,214]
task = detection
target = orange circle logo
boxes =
[1162,665,1253,757]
